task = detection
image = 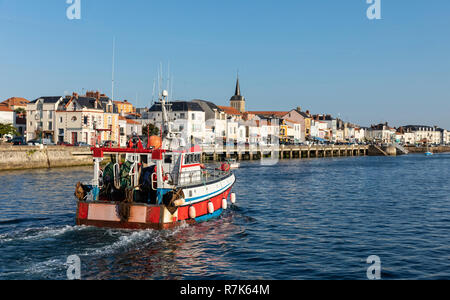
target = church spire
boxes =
[230,73,246,113]
[235,77,241,96]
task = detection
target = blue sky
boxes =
[1,0,450,128]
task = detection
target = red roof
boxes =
[0,105,13,112]
[1,97,29,108]
[218,106,242,116]
[126,119,140,125]
[248,111,289,117]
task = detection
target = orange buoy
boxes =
[148,136,162,150]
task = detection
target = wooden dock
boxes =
[201,144,370,162]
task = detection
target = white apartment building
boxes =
[0,106,15,126]
[56,95,105,145]
[26,93,120,145]
[148,101,206,145]
[365,123,396,143]
[401,125,442,145]
[26,96,63,142]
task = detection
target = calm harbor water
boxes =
[0,154,449,280]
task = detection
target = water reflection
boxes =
[1,155,450,279]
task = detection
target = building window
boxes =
[192,113,195,120]
[84,116,88,125]
[48,122,53,131]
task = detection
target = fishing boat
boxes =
[227,158,240,170]
[75,90,236,230]
[425,144,433,156]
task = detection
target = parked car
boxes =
[57,141,73,146]
[27,138,55,146]
[11,136,26,145]
[74,142,91,147]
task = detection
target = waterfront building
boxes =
[247,110,306,143]
[148,101,206,145]
[365,123,396,143]
[56,93,105,145]
[310,119,331,142]
[193,100,227,144]
[295,109,312,139]
[401,125,442,145]
[0,106,15,131]
[114,100,135,115]
[280,119,303,143]
[312,114,337,142]
[354,127,366,143]
[26,96,64,142]
[26,92,122,145]
[1,97,29,111]
[118,117,127,147]
[335,128,345,142]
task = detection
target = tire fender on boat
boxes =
[231,193,236,204]
[189,206,196,219]
[208,202,214,214]
[222,198,228,210]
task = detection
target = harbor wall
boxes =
[405,146,450,154]
[0,146,93,171]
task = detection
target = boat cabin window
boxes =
[164,155,172,164]
[184,154,201,165]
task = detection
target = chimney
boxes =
[296,106,302,112]
[72,92,78,99]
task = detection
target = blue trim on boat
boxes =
[185,182,233,203]
[195,209,223,223]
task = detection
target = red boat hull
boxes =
[76,187,232,230]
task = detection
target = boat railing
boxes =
[174,168,231,187]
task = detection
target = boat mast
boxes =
[111,36,115,101]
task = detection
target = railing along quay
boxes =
[201,144,370,162]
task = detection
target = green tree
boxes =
[0,124,19,137]
[143,123,160,137]
[14,107,26,115]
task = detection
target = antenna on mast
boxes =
[111,36,116,101]
[152,79,156,105]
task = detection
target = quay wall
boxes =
[0,146,93,171]
[405,146,450,154]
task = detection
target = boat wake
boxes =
[0,225,89,244]
[21,223,191,278]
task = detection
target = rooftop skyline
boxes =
[1,0,450,128]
